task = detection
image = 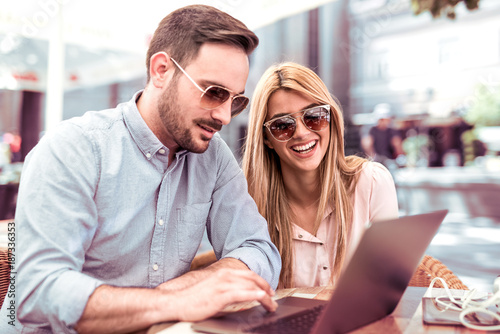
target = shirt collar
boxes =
[292,224,324,243]
[323,206,334,220]
[122,90,189,161]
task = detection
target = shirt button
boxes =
[146,153,152,159]
[298,234,303,238]
[159,219,164,226]
[159,149,166,154]
[323,266,328,270]
[153,264,159,271]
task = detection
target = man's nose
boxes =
[210,100,232,126]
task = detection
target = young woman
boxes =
[242,62,398,288]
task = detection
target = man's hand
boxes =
[75,258,277,333]
[158,258,278,321]
[168,267,277,322]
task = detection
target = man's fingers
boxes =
[174,268,278,322]
[220,289,278,313]
[256,291,278,312]
[217,269,275,297]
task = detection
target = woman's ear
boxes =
[263,133,274,150]
[149,52,173,88]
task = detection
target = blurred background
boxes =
[0,0,499,291]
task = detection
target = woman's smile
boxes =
[290,140,318,154]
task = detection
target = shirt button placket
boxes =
[151,220,164,278]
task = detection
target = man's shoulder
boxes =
[44,105,128,146]
[66,106,124,132]
[33,105,127,156]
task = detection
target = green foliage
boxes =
[402,134,431,167]
[461,129,487,165]
[465,85,500,127]
[411,0,480,19]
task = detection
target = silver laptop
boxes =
[191,210,448,334]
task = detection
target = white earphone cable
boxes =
[425,277,500,331]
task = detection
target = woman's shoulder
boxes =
[356,161,395,190]
[351,161,399,222]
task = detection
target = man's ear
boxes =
[149,52,173,88]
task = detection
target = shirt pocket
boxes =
[177,201,212,263]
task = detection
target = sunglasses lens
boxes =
[304,107,330,131]
[266,106,330,141]
[231,96,249,117]
[201,86,231,109]
[270,117,296,141]
[201,87,249,117]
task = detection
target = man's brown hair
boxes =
[146,5,259,82]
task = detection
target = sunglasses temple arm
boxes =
[170,58,205,94]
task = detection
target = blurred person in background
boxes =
[0,5,281,334]
[2,132,22,163]
[0,136,10,170]
[242,62,398,289]
[361,103,406,170]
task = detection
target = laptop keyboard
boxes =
[244,304,325,334]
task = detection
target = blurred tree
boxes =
[462,130,487,165]
[465,84,500,127]
[412,0,480,19]
[402,134,431,167]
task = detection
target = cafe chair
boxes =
[0,248,11,309]
[409,255,468,290]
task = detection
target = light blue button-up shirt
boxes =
[0,91,281,333]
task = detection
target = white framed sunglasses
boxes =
[263,105,331,142]
[170,58,249,118]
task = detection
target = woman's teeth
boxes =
[292,141,316,153]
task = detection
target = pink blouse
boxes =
[291,162,399,287]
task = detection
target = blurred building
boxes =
[1,0,500,161]
[348,0,500,117]
[347,0,500,166]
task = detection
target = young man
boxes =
[361,103,405,168]
[0,5,280,333]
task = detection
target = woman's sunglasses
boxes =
[170,58,249,117]
[263,105,331,142]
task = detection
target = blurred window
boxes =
[439,38,459,65]
[369,51,389,80]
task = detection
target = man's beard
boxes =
[157,80,222,154]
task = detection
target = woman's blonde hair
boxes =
[241,62,366,288]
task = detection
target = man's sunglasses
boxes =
[263,105,331,142]
[170,58,249,118]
